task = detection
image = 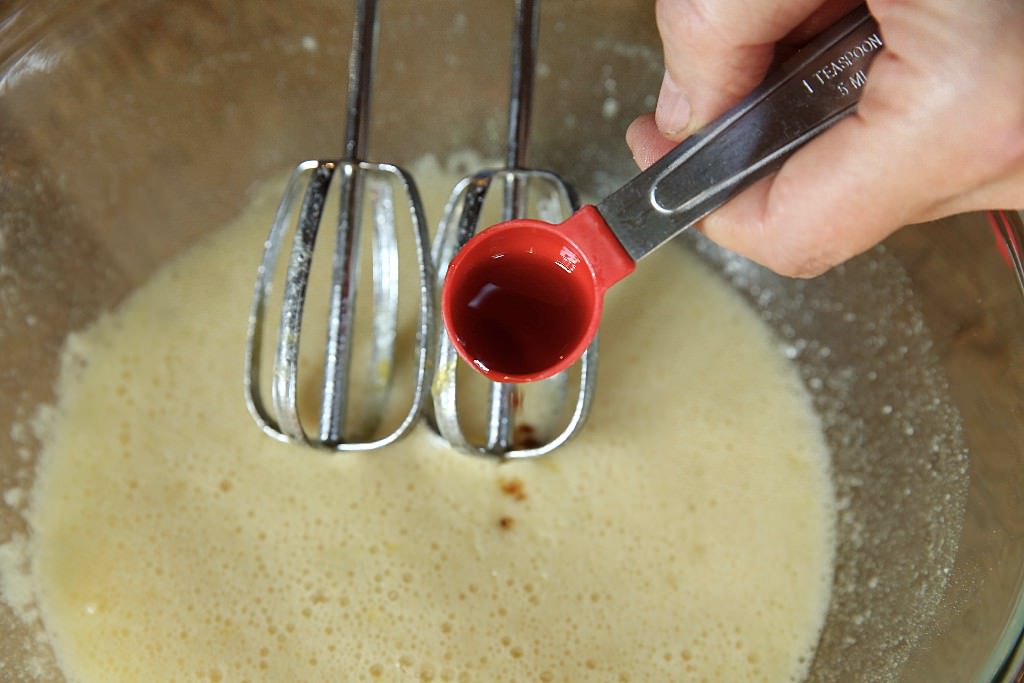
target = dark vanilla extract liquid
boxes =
[448,253,591,377]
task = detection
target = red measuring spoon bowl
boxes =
[441,205,635,383]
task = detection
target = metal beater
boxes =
[245,0,436,451]
[429,0,598,458]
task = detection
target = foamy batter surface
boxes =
[26,169,835,682]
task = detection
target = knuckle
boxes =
[654,0,686,39]
[655,0,729,51]
[703,210,831,279]
[761,219,840,280]
[772,254,833,279]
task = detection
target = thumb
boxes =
[654,0,842,138]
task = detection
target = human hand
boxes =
[626,0,1024,277]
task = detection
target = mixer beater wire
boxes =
[245,0,595,457]
[245,0,436,451]
[429,0,599,458]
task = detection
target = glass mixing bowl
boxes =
[1,1,1022,680]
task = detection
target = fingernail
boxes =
[655,72,691,137]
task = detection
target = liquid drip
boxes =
[447,252,591,378]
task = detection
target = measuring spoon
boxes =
[442,4,883,382]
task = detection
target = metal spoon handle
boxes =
[597,4,883,261]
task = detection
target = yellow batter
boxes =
[26,168,835,682]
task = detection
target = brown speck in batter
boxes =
[499,477,527,501]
